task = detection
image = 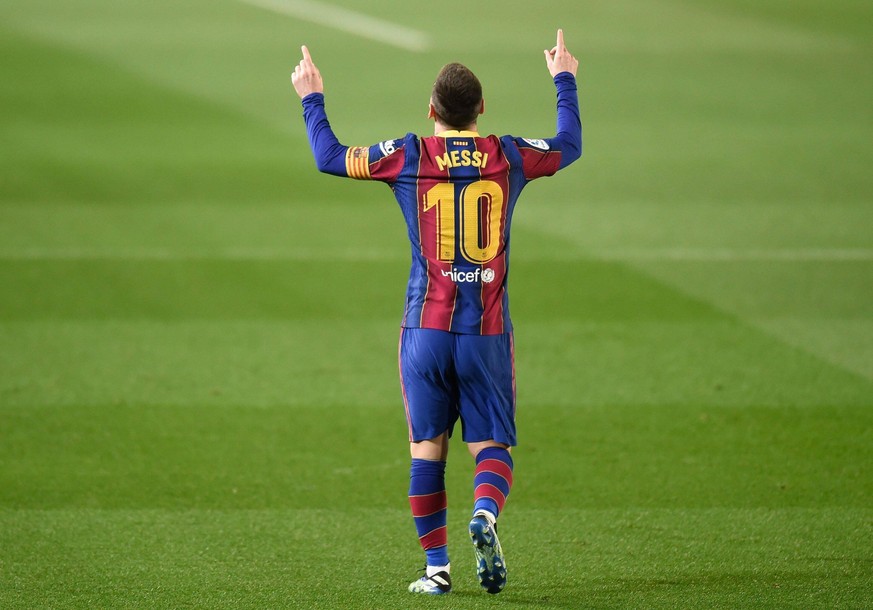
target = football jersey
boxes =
[300,72,582,335]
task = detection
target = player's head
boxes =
[429,63,484,130]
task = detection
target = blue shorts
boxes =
[399,328,517,446]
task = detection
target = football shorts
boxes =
[399,328,516,446]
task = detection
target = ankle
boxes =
[426,563,450,577]
[473,509,497,526]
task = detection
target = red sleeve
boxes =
[513,139,563,180]
[344,138,407,182]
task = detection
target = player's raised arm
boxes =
[544,29,579,78]
[513,29,581,179]
[291,45,324,98]
[292,45,405,181]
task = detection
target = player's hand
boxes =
[291,45,324,98]
[544,29,579,78]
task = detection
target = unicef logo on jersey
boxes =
[441,267,497,284]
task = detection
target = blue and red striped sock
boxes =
[409,458,449,567]
[472,447,514,520]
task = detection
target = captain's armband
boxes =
[345,146,371,180]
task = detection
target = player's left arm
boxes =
[292,45,403,180]
[512,30,582,180]
[544,28,582,168]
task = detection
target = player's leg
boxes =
[399,328,458,594]
[467,441,512,594]
[456,332,516,594]
[469,441,514,523]
[409,432,450,570]
[457,333,517,523]
[407,432,451,594]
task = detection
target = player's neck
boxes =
[433,120,478,136]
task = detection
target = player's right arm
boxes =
[291,45,404,181]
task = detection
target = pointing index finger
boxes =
[556,29,565,52]
[301,45,312,64]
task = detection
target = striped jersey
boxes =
[300,72,582,335]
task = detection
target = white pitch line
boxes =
[0,247,400,261]
[591,248,873,262]
[239,0,431,52]
[1,248,872,262]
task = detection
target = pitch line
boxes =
[1,247,872,262]
[590,248,873,262]
[0,247,398,261]
[239,0,432,52]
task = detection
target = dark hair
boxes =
[431,63,482,129]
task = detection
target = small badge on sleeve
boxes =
[521,138,550,150]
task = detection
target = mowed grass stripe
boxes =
[0,256,722,321]
[0,259,407,320]
[755,318,873,381]
[0,320,402,409]
[3,318,871,411]
[3,198,870,262]
[0,23,313,207]
[3,398,870,510]
[629,259,873,381]
[1,507,870,608]
[3,254,870,411]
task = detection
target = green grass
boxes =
[1,0,872,608]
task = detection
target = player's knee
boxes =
[410,433,449,460]
[467,440,510,459]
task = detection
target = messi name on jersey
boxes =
[435,149,489,171]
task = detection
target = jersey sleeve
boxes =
[299,93,406,182]
[507,72,582,181]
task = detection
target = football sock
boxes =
[426,563,450,577]
[409,458,449,567]
[472,447,514,520]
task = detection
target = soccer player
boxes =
[291,30,581,595]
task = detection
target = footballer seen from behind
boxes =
[291,29,582,595]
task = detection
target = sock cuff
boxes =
[410,458,447,477]
[426,563,450,577]
[475,446,513,469]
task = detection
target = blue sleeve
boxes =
[298,93,407,181]
[502,72,582,180]
[552,72,582,168]
[300,92,349,176]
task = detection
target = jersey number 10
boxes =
[422,180,505,264]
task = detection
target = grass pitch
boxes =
[1,0,872,608]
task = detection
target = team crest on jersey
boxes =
[522,138,550,150]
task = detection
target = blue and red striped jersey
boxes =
[300,72,581,335]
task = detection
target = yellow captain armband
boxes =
[345,146,371,180]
